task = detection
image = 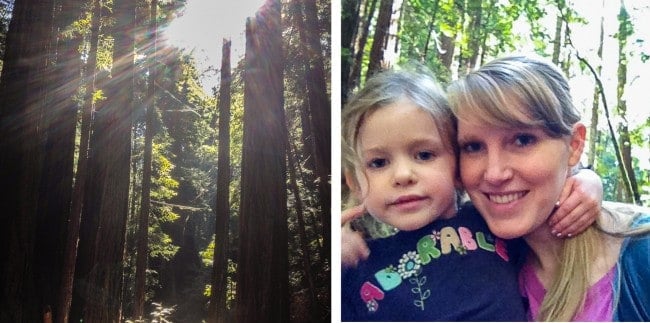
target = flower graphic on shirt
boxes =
[366,299,379,312]
[397,251,421,279]
[455,244,468,255]
[430,230,441,241]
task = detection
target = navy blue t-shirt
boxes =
[341,203,526,321]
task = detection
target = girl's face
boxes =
[350,101,459,231]
[456,111,584,240]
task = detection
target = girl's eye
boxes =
[367,158,387,169]
[461,142,482,153]
[416,151,435,161]
[514,134,536,147]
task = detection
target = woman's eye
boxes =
[461,142,482,153]
[367,158,387,169]
[514,134,536,147]
[416,151,435,160]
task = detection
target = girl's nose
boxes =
[393,161,416,186]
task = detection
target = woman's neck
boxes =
[523,223,564,288]
[524,222,624,289]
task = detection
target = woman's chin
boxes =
[484,218,531,240]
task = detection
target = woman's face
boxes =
[456,112,584,240]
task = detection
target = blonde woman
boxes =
[447,54,650,321]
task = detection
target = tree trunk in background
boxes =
[208,38,232,323]
[300,0,331,278]
[615,1,639,204]
[438,0,461,71]
[383,0,403,67]
[341,0,360,102]
[561,19,571,75]
[465,0,482,71]
[287,141,318,321]
[80,0,135,320]
[0,0,55,321]
[552,14,562,64]
[134,0,158,318]
[348,0,377,98]
[34,0,83,321]
[237,0,289,321]
[422,0,439,62]
[588,2,604,168]
[57,0,99,318]
[366,0,393,79]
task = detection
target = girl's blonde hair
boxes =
[447,54,604,321]
[342,67,458,237]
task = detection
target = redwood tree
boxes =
[208,38,232,323]
[77,0,136,320]
[236,0,289,321]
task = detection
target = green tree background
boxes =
[342,0,649,206]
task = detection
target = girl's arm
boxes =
[341,204,370,269]
[548,168,603,237]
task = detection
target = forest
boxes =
[0,0,330,322]
[342,0,649,206]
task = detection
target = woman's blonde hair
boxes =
[342,67,458,238]
[447,54,597,321]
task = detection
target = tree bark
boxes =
[237,0,289,321]
[0,0,55,320]
[366,0,393,79]
[587,1,604,168]
[208,38,232,323]
[615,0,639,204]
[134,0,158,318]
[341,0,360,102]
[348,0,377,98]
[80,0,135,320]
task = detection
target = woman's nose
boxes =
[483,151,513,184]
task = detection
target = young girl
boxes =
[340,68,601,321]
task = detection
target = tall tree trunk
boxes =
[0,0,54,321]
[383,0,403,67]
[54,0,99,321]
[422,0,439,62]
[466,0,482,71]
[286,140,319,321]
[348,0,377,100]
[552,14,562,64]
[208,38,232,323]
[80,0,135,320]
[134,0,158,318]
[237,0,288,321]
[341,0,361,102]
[615,0,639,204]
[35,0,83,320]
[588,1,605,168]
[299,0,331,275]
[366,0,393,79]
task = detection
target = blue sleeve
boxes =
[615,218,650,321]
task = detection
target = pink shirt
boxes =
[519,262,615,321]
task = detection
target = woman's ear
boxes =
[568,123,586,167]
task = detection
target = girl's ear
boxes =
[344,170,361,199]
[568,123,586,167]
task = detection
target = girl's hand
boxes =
[341,204,370,268]
[548,169,602,237]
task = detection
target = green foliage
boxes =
[200,241,237,309]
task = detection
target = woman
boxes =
[447,54,650,321]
